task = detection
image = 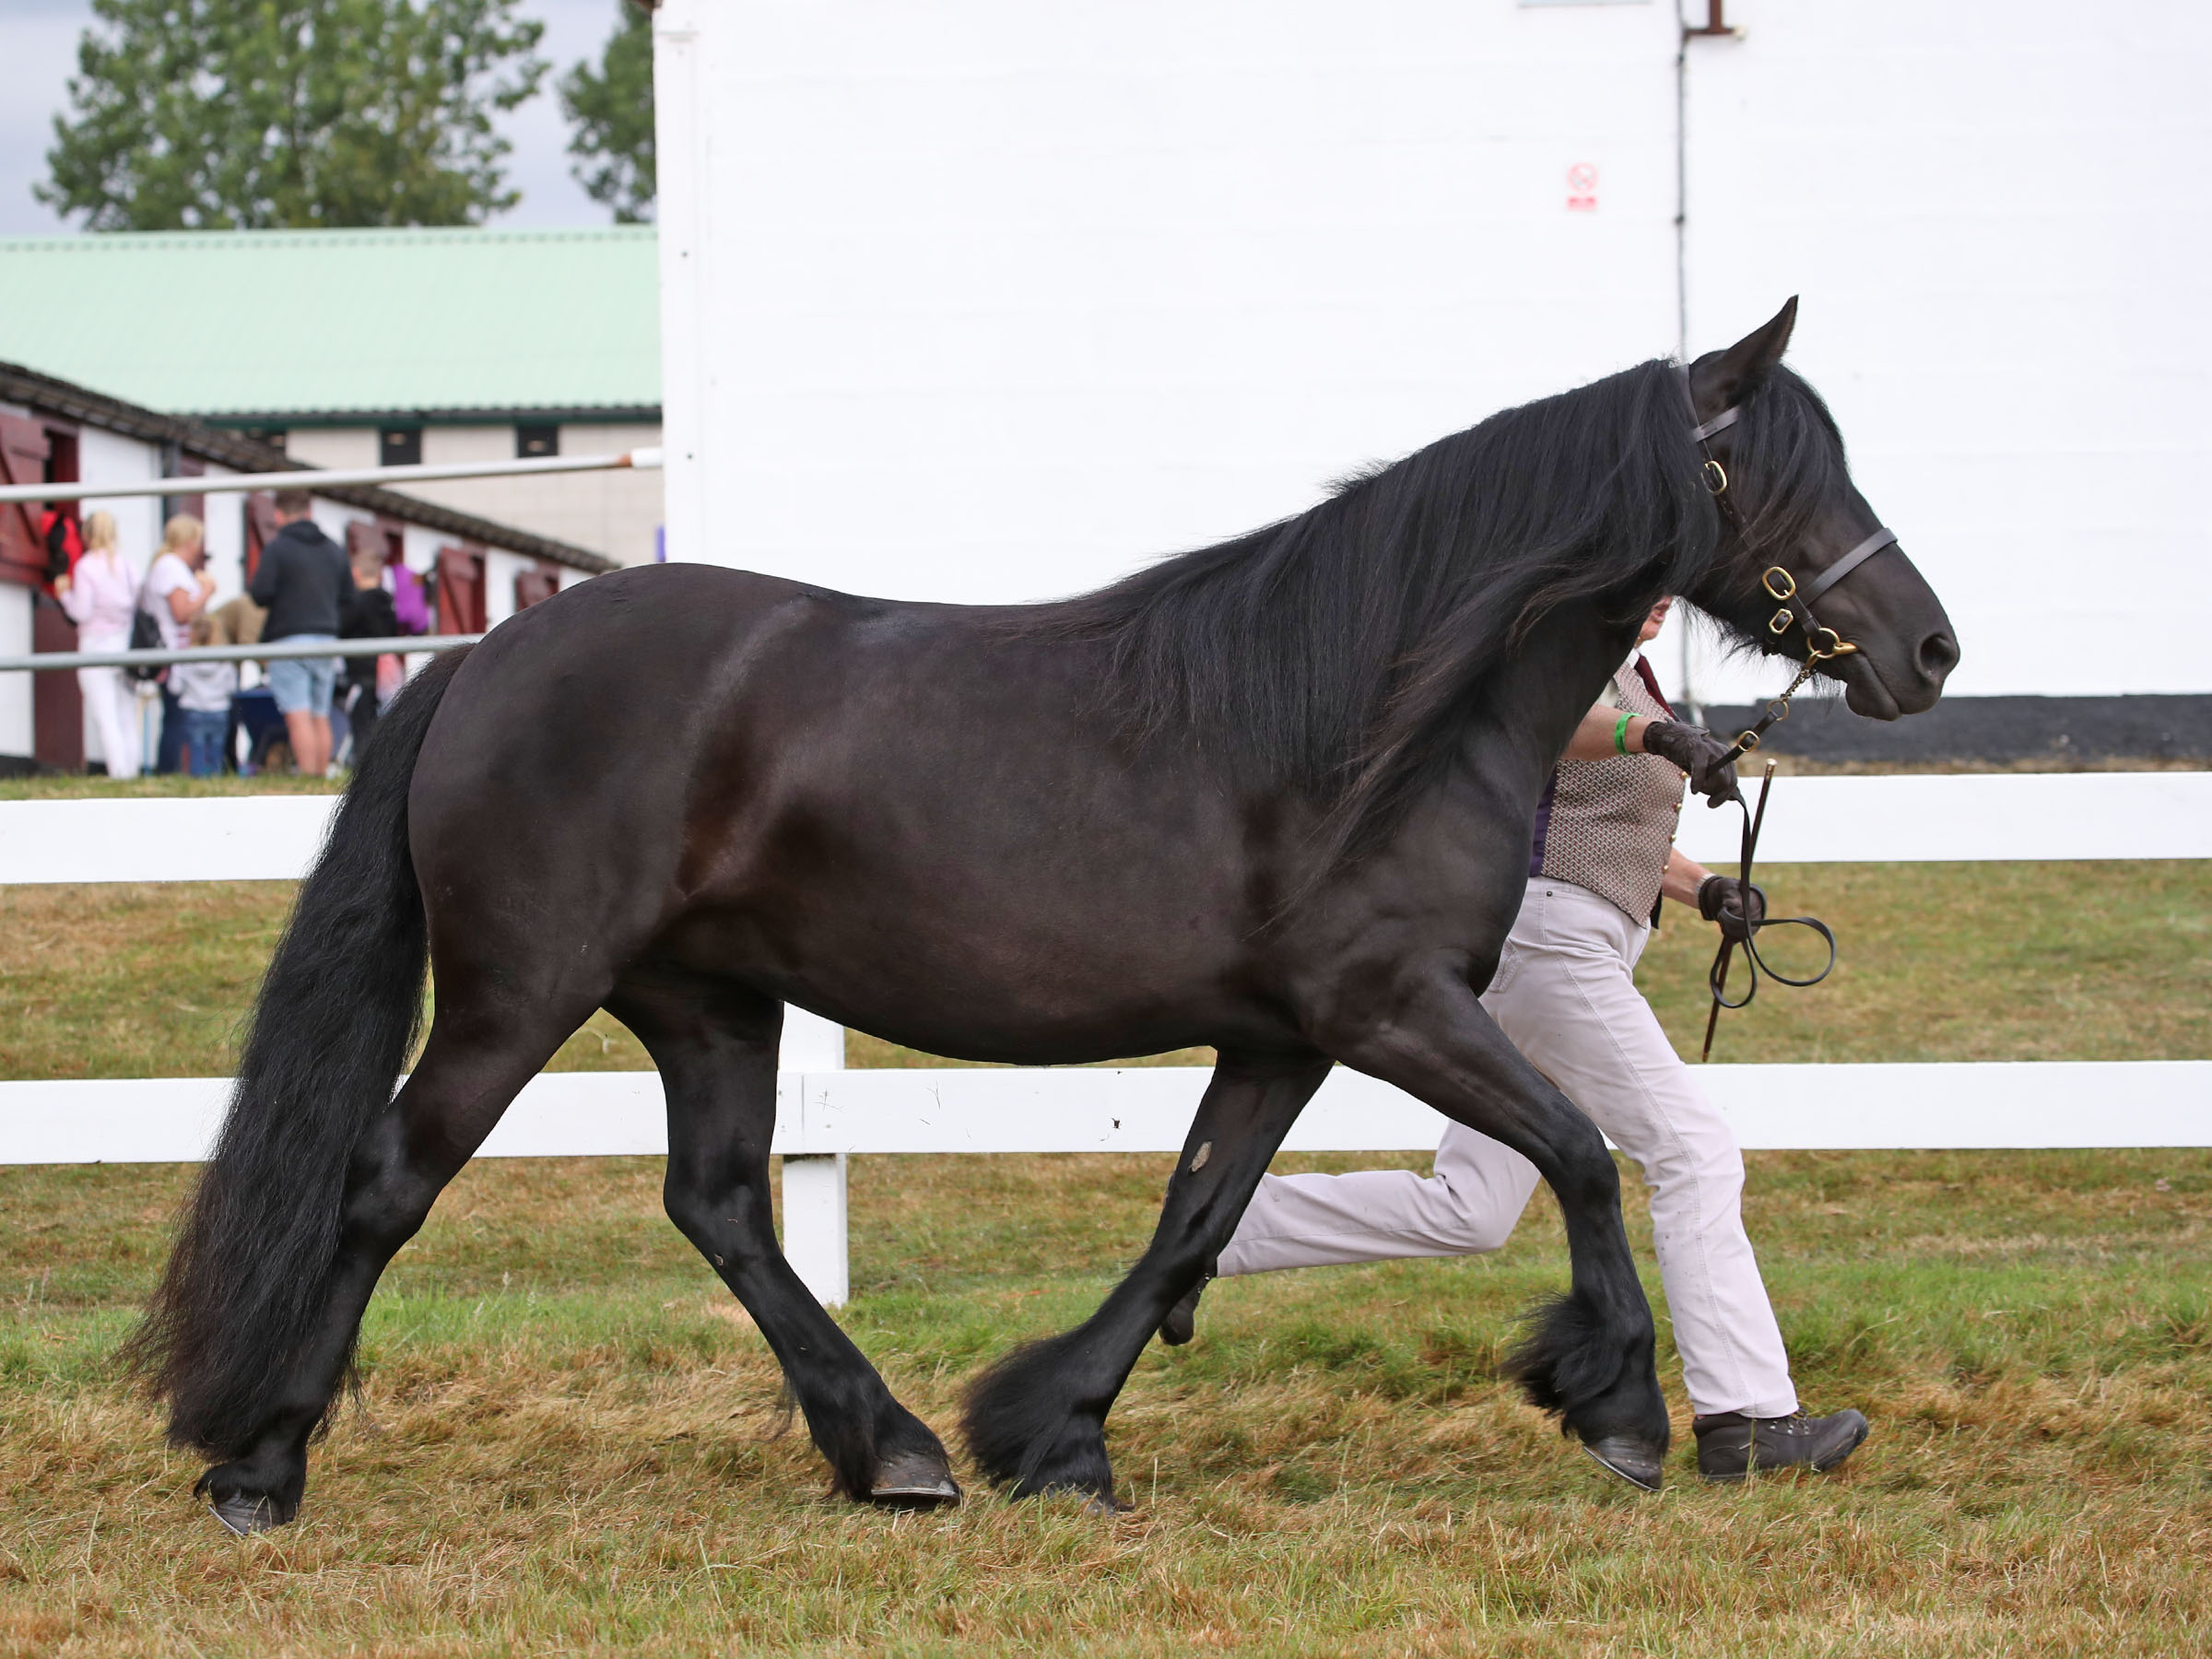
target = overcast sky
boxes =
[0,0,630,236]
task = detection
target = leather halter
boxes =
[1685,382,1902,761]
[1681,380,1876,1053]
[1681,381,1863,1056]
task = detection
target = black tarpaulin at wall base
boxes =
[1696,693,2212,765]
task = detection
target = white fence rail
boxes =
[4,781,2207,1304]
[5,1063,2207,1304]
[11,1063,2206,1166]
[6,772,2208,886]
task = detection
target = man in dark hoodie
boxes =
[248,488,350,775]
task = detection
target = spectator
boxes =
[337,542,400,762]
[202,594,265,774]
[54,509,144,779]
[144,513,218,774]
[390,561,431,636]
[37,506,82,592]
[247,489,348,776]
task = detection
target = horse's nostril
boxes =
[1917,630,1959,682]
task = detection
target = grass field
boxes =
[4,782,2209,1653]
[2,859,2205,1079]
[6,1148,2210,1655]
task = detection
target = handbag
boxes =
[126,596,166,682]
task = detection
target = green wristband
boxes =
[1614,712,1635,755]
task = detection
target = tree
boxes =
[39,0,547,230]
[560,1,653,224]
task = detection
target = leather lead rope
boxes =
[1700,762,1838,1062]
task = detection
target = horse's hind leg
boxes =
[194,994,589,1532]
[962,1053,1331,1506]
[609,973,959,1507]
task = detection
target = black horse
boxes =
[129,300,1955,1531]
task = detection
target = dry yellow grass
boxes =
[4,782,2207,1652]
[4,1148,2210,1655]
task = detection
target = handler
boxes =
[1166,598,1868,1487]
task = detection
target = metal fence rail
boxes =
[0,448,663,506]
[0,634,480,674]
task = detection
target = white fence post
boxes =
[778,1005,849,1304]
[780,1153,850,1306]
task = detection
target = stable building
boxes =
[0,359,616,772]
[0,228,663,568]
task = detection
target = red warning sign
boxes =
[1567,162,1598,212]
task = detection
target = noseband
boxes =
[1687,389,1901,762]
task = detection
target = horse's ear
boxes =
[1691,297,1798,410]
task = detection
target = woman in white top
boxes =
[145,514,219,774]
[55,510,146,780]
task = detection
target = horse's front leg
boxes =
[961,1053,1331,1506]
[1322,965,1670,1486]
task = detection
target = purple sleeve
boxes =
[1528,773,1557,877]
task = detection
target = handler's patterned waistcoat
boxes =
[1529,653,1685,924]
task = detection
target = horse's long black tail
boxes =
[124,648,472,1457]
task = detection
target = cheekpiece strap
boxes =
[1801,527,1900,606]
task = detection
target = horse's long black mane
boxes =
[1008,356,1730,851]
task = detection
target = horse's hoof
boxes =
[1078,1490,1132,1518]
[1582,1436,1665,1493]
[209,1492,283,1535]
[867,1451,960,1509]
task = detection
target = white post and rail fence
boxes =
[4,774,2208,1305]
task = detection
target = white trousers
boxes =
[1220,877,1798,1418]
[76,655,143,781]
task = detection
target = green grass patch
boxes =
[3,861,2204,1081]
[0,773,343,801]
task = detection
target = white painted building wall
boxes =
[654,0,2210,705]
[291,423,664,568]
[1676,0,2212,704]
[195,467,246,612]
[0,586,28,756]
[655,0,1681,608]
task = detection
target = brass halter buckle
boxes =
[1760,568,1798,635]
[1702,458,1728,495]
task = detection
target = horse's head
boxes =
[1684,299,1959,720]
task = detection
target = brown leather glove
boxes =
[1641,719,1745,808]
[1698,874,1768,943]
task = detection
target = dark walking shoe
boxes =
[1158,1259,1217,1347]
[1694,1407,1870,1482]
